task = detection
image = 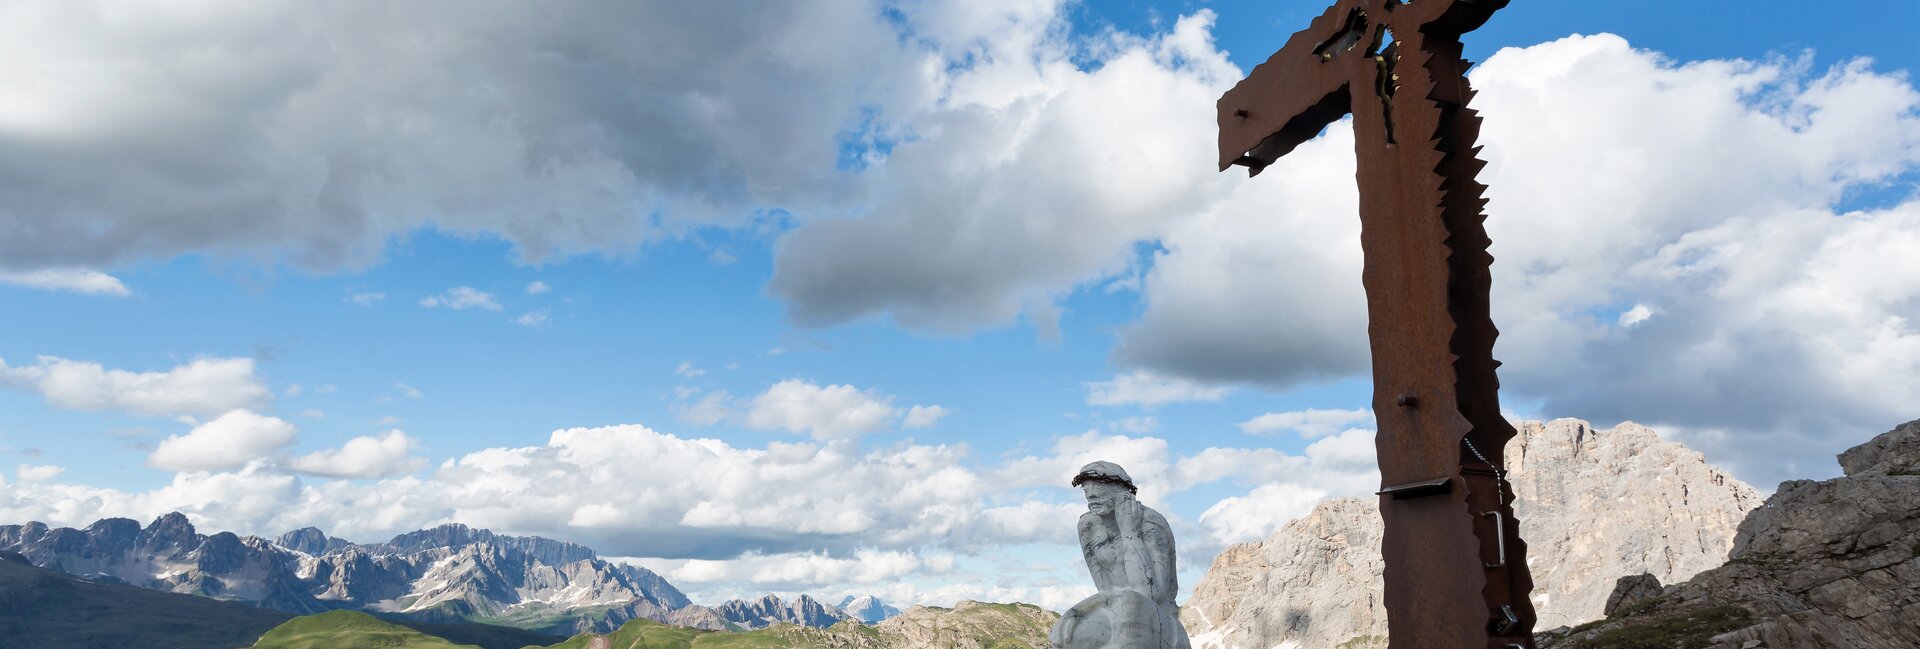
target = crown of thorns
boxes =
[1071,469,1138,494]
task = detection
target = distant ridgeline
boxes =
[0,547,1057,649]
[0,512,917,639]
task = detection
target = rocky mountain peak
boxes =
[1542,417,1920,647]
[374,524,595,567]
[82,517,140,552]
[1838,417,1920,477]
[1183,418,1762,649]
[839,594,903,623]
[384,523,481,552]
[276,526,353,556]
[141,511,195,538]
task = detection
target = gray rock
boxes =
[1181,419,1760,648]
[1180,498,1384,649]
[1838,417,1920,477]
[714,593,853,629]
[1542,418,1920,648]
[665,604,733,631]
[1603,573,1661,617]
[276,527,355,556]
[1510,420,1762,629]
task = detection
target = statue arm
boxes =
[1143,509,1178,604]
[1114,500,1154,596]
[1078,514,1113,593]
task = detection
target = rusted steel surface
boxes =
[1215,1,1536,647]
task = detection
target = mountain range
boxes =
[0,512,900,636]
[0,547,1044,649]
[0,549,566,649]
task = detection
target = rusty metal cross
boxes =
[1215,1,1536,647]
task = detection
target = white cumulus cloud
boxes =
[16,464,64,482]
[147,410,298,472]
[902,405,951,428]
[290,429,422,479]
[743,380,903,440]
[0,268,129,296]
[769,12,1239,334]
[0,356,271,418]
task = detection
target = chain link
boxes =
[1461,437,1508,506]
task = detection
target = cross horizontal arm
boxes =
[1216,0,1510,175]
[1215,2,1369,174]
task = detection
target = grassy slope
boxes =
[0,551,294,649]
[536,618,848,649]
[390,617,568,649]
[250,610,482,648]
[539,617,708,649]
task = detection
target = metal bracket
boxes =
[1482,510,1506,568]
[1488,604,1520,635]
[1376,476,1451,500]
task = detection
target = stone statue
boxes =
[1050,461,1192,649]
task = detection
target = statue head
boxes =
[1072,461,1137,516]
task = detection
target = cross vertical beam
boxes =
[1215,1,1536,647]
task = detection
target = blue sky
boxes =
[2,0,1917,608]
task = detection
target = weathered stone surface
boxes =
[1181,498,1384,649]
[1511,420,1763,629]
[1181,419,1759,648]
[1838,418,1920,477]
[1055,460,1189,649]
[1542,419,1920,649]
[1603,574,1661,617]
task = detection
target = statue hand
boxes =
[1116,498,1143,539]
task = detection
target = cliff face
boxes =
[1543,418,1920,648]
[1183,499,1384,649]
[1181,419,1761,649]
[1510,420,1763,629]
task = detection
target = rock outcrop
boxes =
[1541,418,1920,648]
[1181,419,1761,648]
[665,604,732,630]
[877,601,1057,649]
[1510,420,1763,629]
[1183,498,1385,649]
[276,527,354,556]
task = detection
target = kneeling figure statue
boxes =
[1050,461,1191,649]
